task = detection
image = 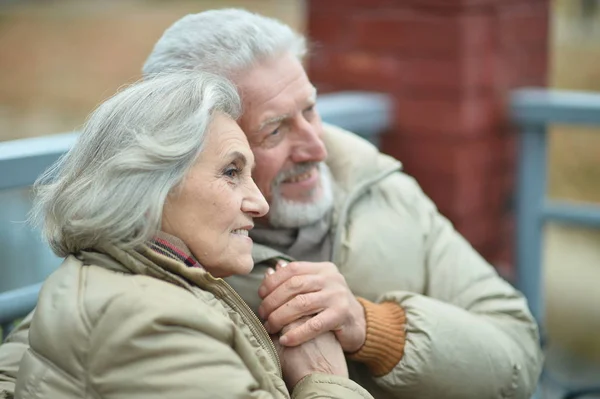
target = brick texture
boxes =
[307,0,550,277]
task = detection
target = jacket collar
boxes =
[77,233,209,294]
[321,123,402,196]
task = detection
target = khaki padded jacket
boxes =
[3,243,373,399]
[226,125,543,398]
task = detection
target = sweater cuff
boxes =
[347,297,406,377]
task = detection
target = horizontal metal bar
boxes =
[0,283,41,325]
[0,92,391,192]
[0,132,78,190]
[542,200,600,228]
[511,88,600,127]
[318,92,393,139]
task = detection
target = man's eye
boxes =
[261,126,285,148]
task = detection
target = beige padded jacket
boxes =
[226,124,544,398]
[3,241,373,399]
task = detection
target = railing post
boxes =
[516,124,548,326]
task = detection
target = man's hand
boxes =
[258,261,366,352]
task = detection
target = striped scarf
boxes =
[148,232,201,269]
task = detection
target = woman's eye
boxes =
[224,167,240,178]
[269,128,280,136]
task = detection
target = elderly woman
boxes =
[11,72,373,399]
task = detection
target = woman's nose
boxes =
[242,179,269,218]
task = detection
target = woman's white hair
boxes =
[31,71,241,257]
[142,8,306,78]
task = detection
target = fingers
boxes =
[264,291,327,334]
[258,273,323,320]
[279,310,339,347]
[259,261,340,299]
[269,316,312,355]
[258,261,321,299]
[279,315,313,335]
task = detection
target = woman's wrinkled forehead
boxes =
[202,114,254,164]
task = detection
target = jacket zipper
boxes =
[122,246,282,375]
[206,275,282,377]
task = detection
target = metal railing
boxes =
[3,87,600,339]
[0,91,393,338]
[511,87,600,327]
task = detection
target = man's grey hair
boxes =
[31,71,241,257]
[142,8,307,78]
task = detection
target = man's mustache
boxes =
[272,162,320,186]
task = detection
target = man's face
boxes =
[235,53,334,228]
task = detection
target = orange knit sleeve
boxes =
[347,297,406,377]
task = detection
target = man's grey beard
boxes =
[267,162,334,228]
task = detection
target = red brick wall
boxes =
[307,0,550,279]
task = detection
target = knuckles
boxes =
[308,316,324,332]
[287,262,303,275]
[287,275,305,290]
[294,294,312,311]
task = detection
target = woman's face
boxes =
[161,113,269,278]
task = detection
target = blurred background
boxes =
[1,0,599,396]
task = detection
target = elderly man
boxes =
[1,8,542,399]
